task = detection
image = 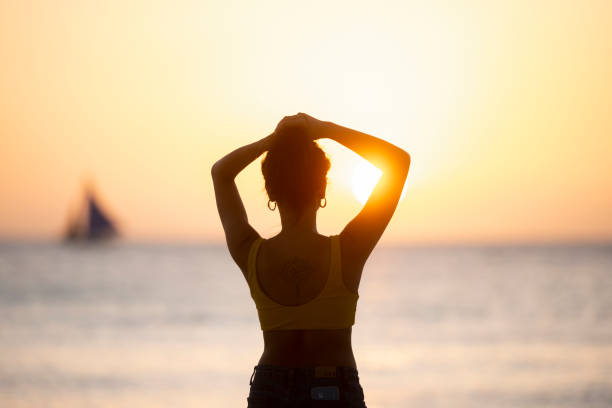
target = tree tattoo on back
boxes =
[280,257,315,299]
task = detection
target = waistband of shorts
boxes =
[250,364,359,385]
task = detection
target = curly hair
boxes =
[261,123,330,212]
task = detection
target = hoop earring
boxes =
[268,200,277,211]
[319,197,327,208]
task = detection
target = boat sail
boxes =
[64,187,119,241]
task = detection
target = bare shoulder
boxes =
[233,232,261,279]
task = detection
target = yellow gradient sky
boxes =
[1,0,611,244]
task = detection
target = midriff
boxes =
[258,328,356,368]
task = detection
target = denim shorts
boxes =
[247,364,367,407]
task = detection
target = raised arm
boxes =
[299,113,411,271]
[211,133,274,275]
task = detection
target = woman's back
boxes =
[260,327,356,367]
[256,233,362,302]
[253,232,359,367]
[256,233,334,306]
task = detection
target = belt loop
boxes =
[249,366,256,386]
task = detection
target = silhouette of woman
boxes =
[212,113,410,407]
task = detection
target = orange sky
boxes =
[1,0,611,244]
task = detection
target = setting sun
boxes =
[351,159,409,205]
[351,160,382,205]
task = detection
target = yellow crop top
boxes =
[247,235,359,331]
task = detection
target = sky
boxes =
[1,0,611,245]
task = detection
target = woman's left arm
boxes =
[211,133,273,273]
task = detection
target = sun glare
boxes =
[351,161,382,205]
[351,160,408,205]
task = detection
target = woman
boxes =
[211,113,410,407]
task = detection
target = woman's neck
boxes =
[278,205,319,235]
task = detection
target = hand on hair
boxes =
[274,113,327,142]
[274,114,306,135]
[297,112,327,141]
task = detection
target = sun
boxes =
[351,161,382,205]
[351,160,407,205]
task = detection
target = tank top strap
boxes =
[247,237,263,285]
[327,234,344,290]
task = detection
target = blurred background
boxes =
[1,0,611,407]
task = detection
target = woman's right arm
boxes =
[299,113,411,272]
[211,133,273,274]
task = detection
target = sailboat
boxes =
[64,186,119,242]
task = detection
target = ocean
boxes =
[1,241,611,407]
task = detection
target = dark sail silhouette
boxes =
[64,187,119,242]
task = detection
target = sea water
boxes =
[1,241,611,407]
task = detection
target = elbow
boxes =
[402,151,411,169]
[383,151,411,178]
[211,160,225,180]
[212,159,238,182]
[397,150,411,174]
